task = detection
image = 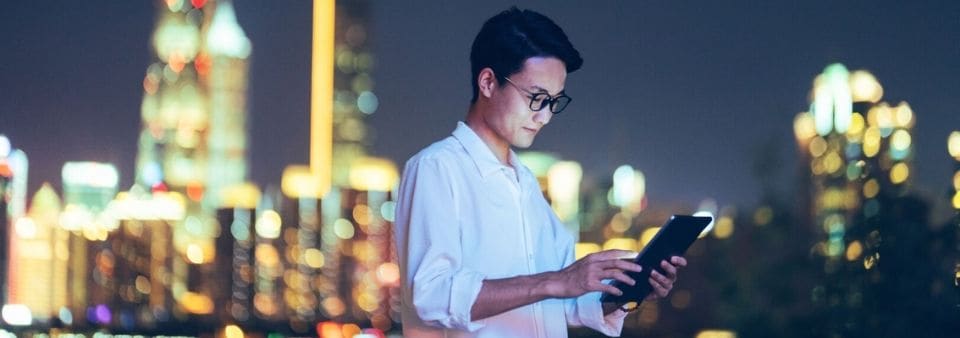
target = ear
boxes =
[477,67,498,99]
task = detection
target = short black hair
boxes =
[469,7,583,103]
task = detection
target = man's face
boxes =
[485,56,567,149]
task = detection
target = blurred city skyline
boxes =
[0,1,958,337]
[2,1,959,209]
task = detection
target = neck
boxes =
[465,105,511,166]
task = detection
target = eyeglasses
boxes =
[502,77,572,114]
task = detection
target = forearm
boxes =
[470,271,558,321]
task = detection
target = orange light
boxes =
[341,324,362,338]
[186,182,204,202]
[317,321,342,338]
[194,52,211,77]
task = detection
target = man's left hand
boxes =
[644,256,687,301]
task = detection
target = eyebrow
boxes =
[530,85,565,96]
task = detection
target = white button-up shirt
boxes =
[394,122,626,338]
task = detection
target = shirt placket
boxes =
[505,168,546,338]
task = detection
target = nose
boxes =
[533,109,552,126]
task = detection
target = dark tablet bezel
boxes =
[599,215,712,304]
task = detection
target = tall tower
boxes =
[135,0,253,324]
[204,1,252,210]
[794,64,926,335]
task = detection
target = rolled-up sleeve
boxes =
[396,156,486,331]
[555,216,627,336]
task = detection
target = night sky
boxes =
[2,1,958,210]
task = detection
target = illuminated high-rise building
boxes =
[7,183,65,323]
[330,0,378,187]
[204,1,252,210]
[60,162,121,328]
[135,0,253,322]
[793,64,936,335]
[0,134,12,307]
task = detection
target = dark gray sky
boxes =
[2,1,958,209]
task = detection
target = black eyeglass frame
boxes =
[502,77,572,114]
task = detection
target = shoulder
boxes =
[404,136,464,170]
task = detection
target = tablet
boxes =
[600,215,712,303]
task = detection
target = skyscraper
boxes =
[134,0,253,324]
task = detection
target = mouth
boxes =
[523,127,539,134]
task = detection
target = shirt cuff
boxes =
[449,269,487,331]
[577,291,626,337]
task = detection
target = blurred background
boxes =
[0,1,958,337]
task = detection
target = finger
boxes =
[660,260,678,279]
[650,270,672,288]
[649,277,670,298]
[670,256,688,267]
[599,283,624,296]
[602,270,636,286]
[606,259,642,273]
[592,249,637,260]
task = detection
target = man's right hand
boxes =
[543,249,643,298]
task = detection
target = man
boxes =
[393,7,687,337]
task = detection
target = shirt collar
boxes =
[452,121,519,178]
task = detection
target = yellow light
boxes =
[696,330,737,338]
[889,163,909,184]
[846,113,865,139]
[793,112,817,144]
[823,152,843,174]
[224,324,244,338]
[186,244,204,264]
[864,253,878,270]
[639,227,661,248]
[220,183,261,209]
[808,136,827,158]
[848,70,883,103]
[352,204,372,226]
[752,207,773,226]
[304,248,325,268]
[255,210,282,239]
[952,191,960,210]
[603,237,638,252]
[181,292,214,314]
[949,131,960,159]
[953,171,960,190]
[845,240,863,261]
[890,129,911,151]
[875,104,894,131]
[574,242,601,260]
[893,102,914,128]
[281,165,319,198]
[863,179,880,199]
[713,217,734,239]
[255,244,279,266]
[348,157,399,192]
[863,127,881,157]
[310,0,335,198]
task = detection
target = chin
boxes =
[512,138,535,148]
